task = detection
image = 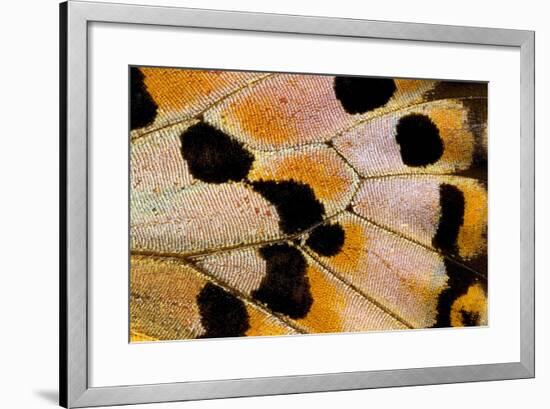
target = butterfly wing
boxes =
[130,68,487,341]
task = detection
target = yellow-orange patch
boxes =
[249,147,357,212]
[429,104,475,170]
[326,219,368,275]
[245,308,296,337]
[297,263,346,333]
[450,284,488,326]
[455,179,488,259]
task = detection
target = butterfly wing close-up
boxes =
[129,67,488,342]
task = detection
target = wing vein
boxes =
[350,212,488,280]
[329,96,488,144]
[131,73,277,141]
[131,211,346,259]
[240,96,487,154]
[134,253,308,334]
[301,247,415,329]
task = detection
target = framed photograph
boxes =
[60,1,535,407]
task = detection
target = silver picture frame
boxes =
[60,1,535,407]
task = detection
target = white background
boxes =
[90,22,520,386]
[0,0,547,408]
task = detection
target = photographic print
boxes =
[129,67,488,342]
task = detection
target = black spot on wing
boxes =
[181,122,254,183]
[250,180,325,235]
[306,223,345,257]
[130,67,158,130]
[432,184,465,253]
[252,244,313,319]
[432,259,486,328]
[460,309,481,327]
[197,282,250,338]
[395,114,444,167]
[334,76,396,114]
